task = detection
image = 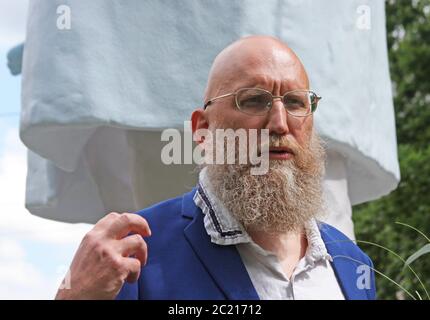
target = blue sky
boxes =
[0,0,92,299]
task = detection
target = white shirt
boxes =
[194,168,345,300]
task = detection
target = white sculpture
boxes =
[18,0,399,239]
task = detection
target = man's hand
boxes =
[55,212,151,300]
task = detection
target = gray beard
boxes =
[204,131,326,234]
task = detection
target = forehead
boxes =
[221,56,309,93]
[232,73,308,93]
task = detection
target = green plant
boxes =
[353,0,430,300]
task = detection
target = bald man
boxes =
[55,36,376,300]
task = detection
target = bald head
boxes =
[204,36,309,103]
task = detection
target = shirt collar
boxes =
[194,167,333,264]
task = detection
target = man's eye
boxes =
[285,98,306,108]
[242,95,268,106]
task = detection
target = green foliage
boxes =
[353,0,430,300]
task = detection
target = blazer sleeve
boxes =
[115,281,139,300]
[366,255,377,300]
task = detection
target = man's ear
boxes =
[191,108,209,144]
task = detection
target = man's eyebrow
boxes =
[230,75,306,92]
[232,82,297,93]
[232,78,271,91]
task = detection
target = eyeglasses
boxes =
[204,87,321,117]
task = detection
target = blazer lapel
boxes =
[320,225,369,300]
[180,189,368,300]
[181,189,259,300]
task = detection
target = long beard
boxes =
[204,130,326,234]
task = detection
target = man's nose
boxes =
[265,99,289,135]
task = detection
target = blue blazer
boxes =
[116,188,376,300]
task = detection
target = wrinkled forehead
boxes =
[217,46,309,94]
